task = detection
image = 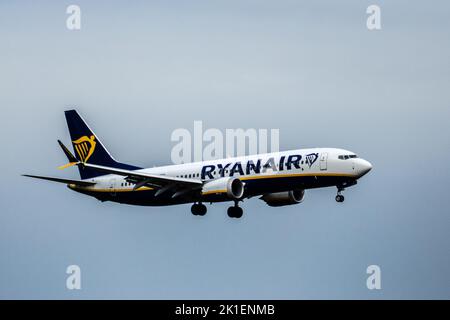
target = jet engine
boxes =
[202,177,244,199]
[260,189,305,207]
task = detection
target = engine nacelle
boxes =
[260,189,305,207]
[202,177,244,199]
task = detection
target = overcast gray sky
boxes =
[0,0,449,299]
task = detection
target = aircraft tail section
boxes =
[64,109,140,179]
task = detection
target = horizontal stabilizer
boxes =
[22,174,95,187]
[57,140,79,169]
[58,139,78,162]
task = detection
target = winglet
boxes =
[58,140,80,170]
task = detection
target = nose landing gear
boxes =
[335,188,345,203]
[335,180,356,202]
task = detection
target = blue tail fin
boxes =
[64,110,141,179]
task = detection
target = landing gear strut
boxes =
[191,203,207,216]
[227,201,243,218]
[335,187,345,203]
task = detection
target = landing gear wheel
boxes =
[234,206,243,218]
[198,204,207,216]
[335,186,345,203]
[227,205,243,218]
[191,203,207,216]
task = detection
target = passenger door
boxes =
[320,152,328,170]
[109,178,116,196]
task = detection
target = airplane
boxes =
[23,110,372,218]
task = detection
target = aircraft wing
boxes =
[79,162,203,190]
[22,174,96,187]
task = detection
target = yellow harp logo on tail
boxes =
[73,135,96,162]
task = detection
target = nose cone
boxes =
[356,159,372,178]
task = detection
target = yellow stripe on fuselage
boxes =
[69,172,356,195]
[202,189,227,195]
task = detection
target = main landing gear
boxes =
[191,201,244,218]
[191,203,207,216]
[335,187,345,203]
[227,201,243,219]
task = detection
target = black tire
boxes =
[234,207,243,218]
[191,204,199,215]
[227,206,243,218]
[335,195,344,202]
[198,204,207,216]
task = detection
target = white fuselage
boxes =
[70,147,372,206]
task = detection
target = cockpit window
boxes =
[338,154,358,160]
